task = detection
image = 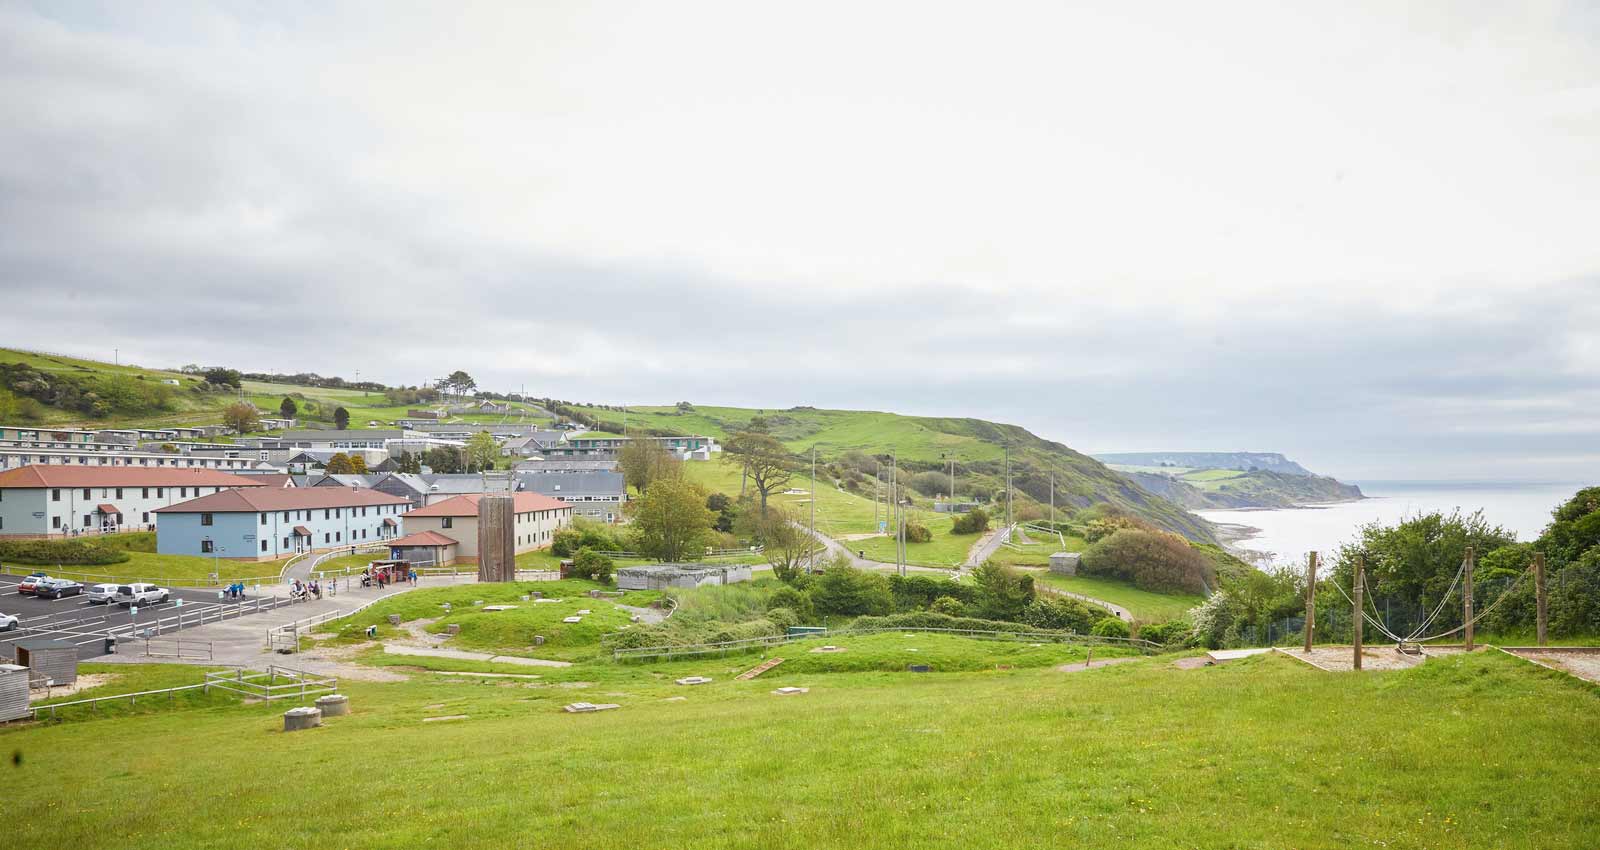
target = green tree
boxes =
[631,478,716,562]
[951,508,990,535]
[722,431,794,515]
[394,450,422,474]
[466,431,499,471]
[571,547,615,583]
[349,454,369,474]
[221,402,260,434]
[440,370,476,398]
[325,452,356,474]
[737,504,812,584]
[1081,528,1216,594]
[971,561,1035,621]
[203,367,241,388]
[279,397,298,420]
[810,565,892,617]
[333,406,350,430]
[619,435,681,494]
[422,446,463,474]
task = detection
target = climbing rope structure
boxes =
[1326,550,1533,653]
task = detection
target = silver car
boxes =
[87,583,121,604]
[0,612,17,632]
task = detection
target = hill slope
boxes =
[1094,451,1312,475]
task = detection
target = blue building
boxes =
[155,487,411,561]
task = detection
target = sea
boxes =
[1196,480,1591,568]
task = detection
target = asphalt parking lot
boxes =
[0,572,278,660]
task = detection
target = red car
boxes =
[17,572,48,594]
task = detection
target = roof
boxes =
[382,517,397,527]
[283,429,405,440]
[96,503,119,514]
[154,487,412,513]
[387,530,459,547]
[0,465,267,489]
[293,525,312,536]
[249,474,296,488]
[517,471,625,498]
[404,492,571,517]
[423,474,517,495]
[374,473,429,493]
[315,474,383,488]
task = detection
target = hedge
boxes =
[0,539,132,566]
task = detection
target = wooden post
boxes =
[1463,546,1475,651]
[1534,551,1548,647]
[1352,555,1364,670]
[1304,551,1318,652]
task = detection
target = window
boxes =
[51,488,60,502]
[83,514,92,527]
[282,537,289,549]
[261,540,268,552]
[116,488,123,499]
[442,517,453,529]
[201,513,214,526]
[52,516,61,529]
[201,539,213,553]
[324,533,330,543]
[324,509,330,520]
[282,511,288,522]
[157,487,164,498]
[260,513,267,525]
[83,488,91,499]
[142,512,149,523]
[336,531,341,542]
[142,488,149,499]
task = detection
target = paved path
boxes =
[964,524,1014,569]
[803,526,953,575]
[1035,583,1133,621]
[382,645,572,667]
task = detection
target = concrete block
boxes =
[315,694,350,717]
[283,706,322,732]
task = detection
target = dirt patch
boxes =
[1055,657,1140,673]
[1278,646,1424,672]
[30,672,119,701]
[1510,649,1600,683]
[1171,656,1212,670]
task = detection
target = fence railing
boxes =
[108,595,296,640]
[612,625,1160,661]
[204,665,337,702]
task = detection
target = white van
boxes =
[113,583,170,606]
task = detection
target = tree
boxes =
[971,561,1035,621]
[325,452,356,474]
[951,508,990,535]
[810,565,892,617]
[221,402,260,434]
[349,454,369,474]
[1081,528,1216,594]
[570,547,615,583]
[737,505,812,584]
[394,450,422,474]
[618,435,681,494]
[706,492,738,532]
[422,446,463,474]
[203,367,241,388]
[630,478,716,563]
[722,432,794,515]
[333,406,350,430]
[439,370,476,398]
[279,397,298,420]
[466,431,499,471]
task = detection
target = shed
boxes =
[11,638,78,687]
[388,530,458,567]
[1048,552,1081,576]
[616,564,753,591]
[0,664,29,722]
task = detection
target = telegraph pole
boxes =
[809,445,817,570]
[1535,551,1548,647]
[1352,554,1365,670]
[1004,443,1013,541]
[1463,546,1476,650]
[1303,551,1317,652]
[1049,468,1056,526]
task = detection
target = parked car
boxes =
[35,578,84,600]
[87,583,121,605]
[113,583,170,606]
[0,612,17,632]
[17,573,48,595]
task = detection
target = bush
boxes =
[568,548,615,583]
[930,596,966,616]
[810,565,893,617]
[902,522,933,544]
[0,539,131,566]
[1019,597,1101,632]
[889,574,978,611]
[1080,529,1216,594]
[1137,620,1192,646]
[550,528,583,558]
[1091,616,1131,638]
[766,585,815,621]
[951,508,990,535]
[765,607,799,631]
[849,610,1040,634]
[970,561,1035,621]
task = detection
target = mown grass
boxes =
[4,650,1598,849]
[29,551,292,586]
[986,528,1090,567]
[1031,572,1203,622]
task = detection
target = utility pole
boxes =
[1004,443,1013,541]
[809,445,817,570]
[1463,546,1476,651]
[1049,468,1055,526]
[1303,551,1317,652]
[1535,551,1548,647]
[1352,554,1365,670]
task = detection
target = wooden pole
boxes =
[1534,551,1548,647]
[1352,555,1364,670]
[1463,546,1475,651]
[1304,551,1317,652]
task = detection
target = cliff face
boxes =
[1122,469,1363,510]
[1093,452,1313,476]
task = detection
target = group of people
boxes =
[223,582,248,599]
[290,578,323,601]
[360,567,418,589]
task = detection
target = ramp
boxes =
[736,657,785,680]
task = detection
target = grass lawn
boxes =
[1031,572,1204,622]
[6,649,1600,848]
[986,527,1090,568]
[855,510,973,568]
[30,551,291,586]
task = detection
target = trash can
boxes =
[103,636,117,655]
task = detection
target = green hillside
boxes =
[1120,468,1363,510]
[581,404,1215,543]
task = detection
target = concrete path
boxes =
[382,644,572,667]
[1035,584,1133,621]
[964,524,1014,569]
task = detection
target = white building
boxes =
[0,466,267,537]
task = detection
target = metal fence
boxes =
[204,666,337,702]
[612,625,1160,661]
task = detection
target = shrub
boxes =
[1080,529,1216,594]
[902,522,933,544]
[849,610,1039,634]
[1091,617,1131,638]
[0,539,131,566]
[569,547,615,583]
[1019,597,1101,632]
[1137,620,1192,646]
[550,528,583,558]
[951,508,990,535]
[765,607,799,631]
[970,561,1035,621]
[889,574,978,611]
[766,585,815,621]
[930,595,966,617]
[810,565,893,617]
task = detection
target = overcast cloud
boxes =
[3,1,1598,480]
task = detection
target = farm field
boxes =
[5,647,1598,849]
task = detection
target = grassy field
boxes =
[1032,572,1205,622]
[985,526,1090,568]
[6,647,1599,849]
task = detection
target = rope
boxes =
[1327,577,1406,643]
[1402,556,1468,642]
[1409,565,1531,643]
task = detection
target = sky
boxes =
[2,1,1598,481]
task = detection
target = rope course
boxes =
[1325,555,1530,646]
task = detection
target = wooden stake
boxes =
[1463,546,1475,651]
[1352,555,1364,670]
[1304,551,1317,652]
[1534,551,1548,647]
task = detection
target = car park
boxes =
[35,578,84,600]
[87,583,121,604]
[17,573,48,594]
[113,583,169,606]
[0,612,17,631]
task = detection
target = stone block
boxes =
[315,694,350,717]
[283,706,322,732]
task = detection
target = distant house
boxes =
[0,466,267,537]
[155,487,410,560]
[517,471,626,522]
[372,473,431,509]
[616,563,752,591]
[419,473,517,505]
[313,474,385,490]
[512,459,619,473]
[386,530,459,567]
[536,434,715,460]
[401,493,571,563]
[501,430,567,457]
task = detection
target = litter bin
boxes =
[103,636,117,655]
